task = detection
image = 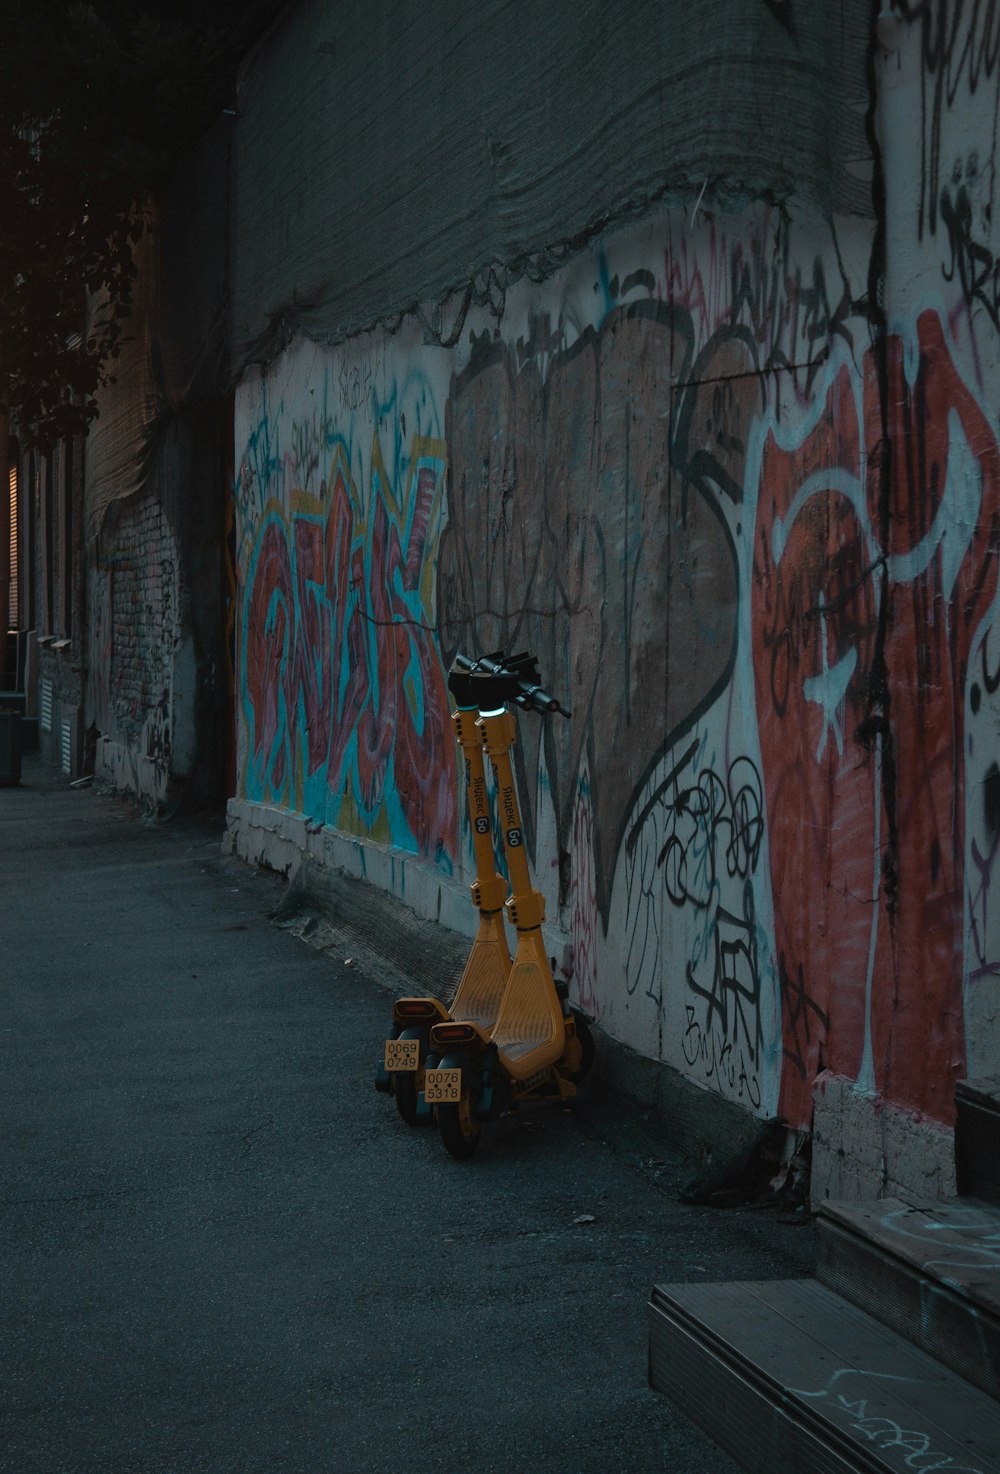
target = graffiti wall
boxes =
[232,6,1000,1176]
[235,337,458,869]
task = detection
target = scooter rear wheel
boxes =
[392,1027,424,1126]
[436,1053,480,1160]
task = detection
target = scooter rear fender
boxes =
[429,1018,492,1051]
[392,996,451,1028]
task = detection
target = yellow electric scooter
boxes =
[422,653,594,1159]
[375,654,515,1125]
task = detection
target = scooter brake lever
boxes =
[514,683,571,719]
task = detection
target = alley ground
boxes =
[2,759,815,1474]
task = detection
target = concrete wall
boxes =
[231,0,871,363]
[227,2,1000,1200]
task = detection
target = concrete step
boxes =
[648,1277,1000,1474]
[957,1079,1000,1206]
[817,1196,1000,1399]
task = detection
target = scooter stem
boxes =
[474,703,566,1081]
[452,706,509,915]
[477,709,544,933]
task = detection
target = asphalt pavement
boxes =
[1,756,815,1474]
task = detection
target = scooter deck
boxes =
[489,954,565,1075]
[450,931,510,1029]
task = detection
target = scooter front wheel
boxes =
[564,1006,595,1084]
[436,1053,481,1160]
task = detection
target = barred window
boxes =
[8,463,17,629]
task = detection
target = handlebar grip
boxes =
[515,682,569,717]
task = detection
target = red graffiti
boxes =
[245,519,293,797]
[754,310,1000,1127]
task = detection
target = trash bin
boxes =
[0,709,22,786]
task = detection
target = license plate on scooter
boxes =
[423,1067,462,1103]
[384,1037,420,1072]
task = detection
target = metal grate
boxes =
[40,679,53,732]
[8,465,17,628]
[60,718,71,775]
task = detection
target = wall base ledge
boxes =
[811,1070,956,1207]
[94,736,168,808]
[226,794,502,943]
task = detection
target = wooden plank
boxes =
[817,1214,1000,1400]
[649,1291,876,1474]
[649,1285,875,1474]
[649,1278,1000,1474]
[819,1198,1000,1313]
[956,1086,1000,1206]
[956,1078,1000,1112]
[817,1196,1000,1397]
[739,1279,1000,1438]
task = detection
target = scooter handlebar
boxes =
[447,651,570,718]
